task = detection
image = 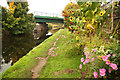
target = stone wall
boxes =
[33,23,48,39]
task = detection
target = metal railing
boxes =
[33,11,63,18]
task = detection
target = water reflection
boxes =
[1,32,49,73]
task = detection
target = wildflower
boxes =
[103,56,108,61]
[112,54,116,57]
[85,59,89,63]
[100,68,106,76]
[86,2,89,7]
[93,49,97,52]
[81,58,84,62]
[100,68,106,73]
[110,63,118,70]
[86,53,90,58]
[114,14,116,17]
[75,27,78,31]
[99,10,106,16]
[107,54,111,57]
[57,47,59,49]
[93,54,95,56]
[86,23,94,30]
[94,45,96,47]
[71,11,74,14]
[69,22,73,25]
[77,31,80,34]
[79,64,82,69]
[110,36,113,39]
[93,72,98,78]
[82,17,86,22]
[76,36,79,40]
[84,51,87,55]
[83,61,86,65]
[68,27,70,29]
[65,19,67,21]
[97,56,99,59]
[69,16,73,21]
[109,68,113,73]
[91,57,94,61]
[100,72,106,76]
[52,55,55,56]
[92,63,95,65]
[106,60,111,65]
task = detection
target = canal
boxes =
[0,31,52,74]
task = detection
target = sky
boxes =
[0,0,72,15]
[0,0,116,15]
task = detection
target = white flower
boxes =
[110,36,113,39]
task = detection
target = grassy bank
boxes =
[2,29,66,78]
[2,29,87,78]
[38,29,87,78]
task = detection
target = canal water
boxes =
[0,31,52,74]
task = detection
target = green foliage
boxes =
[2,2,35,35]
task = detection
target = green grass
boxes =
[2,29,65,78]
[38,29,87,78]
[2,29,87,78]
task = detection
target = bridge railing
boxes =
[34,11,63,18]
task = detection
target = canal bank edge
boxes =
[1,29,65,78]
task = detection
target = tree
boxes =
[2,2,35,35]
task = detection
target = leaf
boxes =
[85,10,93,19]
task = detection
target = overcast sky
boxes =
[0,0,116,15]
[0,0,72,15]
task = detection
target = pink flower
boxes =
[83,61,86,65]
[112,54,116,57]
[107,54,111,57]
[103,56,108,61]
[110,63,118,70]
[79,64,82,69]
[85,59,89,63]
[97,56,99,59]
[81,58,84,62]
[106,60,110,65]
[84,51,87,55]
[114,14,116,17]
[100,68,106,76]
[100,72,106,76]
[93,72,98,78]
[109,68,113,73]
[100,68,106,73]
[56,53,57,55]
[52,55,55,56]
[93,54,95,56]
[93,49,97,52]
[86,53,90,58]
[92,63,95,65]
[91,57,95,61]
[94,45,96,47]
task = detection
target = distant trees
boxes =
[2,2,35,35]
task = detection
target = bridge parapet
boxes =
[34,11,63,18]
